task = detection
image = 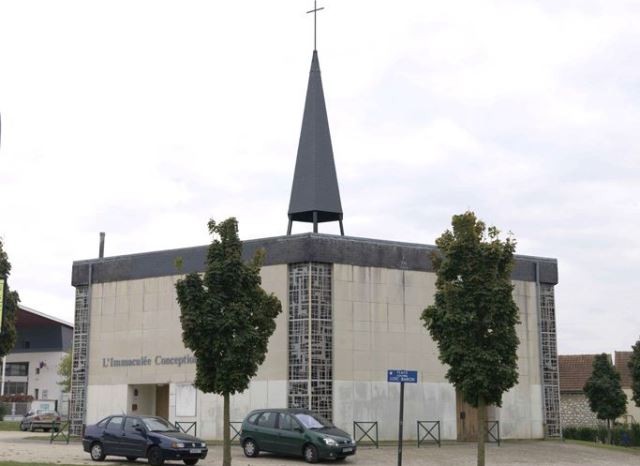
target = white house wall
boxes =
[5,351,68,405]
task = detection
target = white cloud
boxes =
[0,0,639,355]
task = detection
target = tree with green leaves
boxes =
[0,238,19,359]
[175,217,282,466]
[630,339,640,409]
[421,211,519,466]
[57,351,72,393]
[584,353,627,444]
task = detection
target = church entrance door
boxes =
[155,385,169,420]
[456,391,479,441]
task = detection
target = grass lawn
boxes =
[0,421,20,431]
[560,439,640,455]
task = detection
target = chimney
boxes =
[99,232,105,259]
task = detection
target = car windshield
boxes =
[294,412,334,429]
[141,417,178,432]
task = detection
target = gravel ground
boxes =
[0,431,638,466]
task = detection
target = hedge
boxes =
[563,424,640,446]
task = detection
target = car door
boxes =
[121,417,147,458]
[277,413,306,456]
[253,411,279,452]
[102,416,124,455]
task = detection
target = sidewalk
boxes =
[0,431,638,465]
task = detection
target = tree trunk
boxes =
[477,396,486,466]
[223,392,231,466]
[607,419,611,445]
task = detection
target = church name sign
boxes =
[102,354,196,368]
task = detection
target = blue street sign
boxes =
[387,369,418,384]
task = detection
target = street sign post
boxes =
[388,370,418,466]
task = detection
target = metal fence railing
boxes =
[0,401,30,418]
[353,421,378,448]
[175,421,197,437]
[230,422,243,444]
[417,420,441,447]
[50,420,70,444]
[486,421,500,446]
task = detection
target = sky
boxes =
[0,0,638,355]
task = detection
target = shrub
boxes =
[0,403,6,421]
[563,424,640,446]
[0,394,34,403]
[631,423,640,446]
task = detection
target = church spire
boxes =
[287,50,344,236]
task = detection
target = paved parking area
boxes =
[0,431,638,465]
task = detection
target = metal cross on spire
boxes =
[306,0,325,51]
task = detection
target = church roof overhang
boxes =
[71,233,558,287]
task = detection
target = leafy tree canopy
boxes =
[630,339,640,408]
[421,211,520,408]
[57,351,72,393]
[584,353,627,421]
[0,238,19,358]
[175,217,282,396]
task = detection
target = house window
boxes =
[5,362,29,376]
[1,381,28,395]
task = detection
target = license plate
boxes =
[189,449,202,454]
[342,447,353,453]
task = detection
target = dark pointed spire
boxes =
[287,51,344,236]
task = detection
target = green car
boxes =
[240,408,356,463]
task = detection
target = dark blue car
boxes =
[82,415,208,465]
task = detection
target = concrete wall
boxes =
[85,265,289,438]
[128,385,156,416]
[86,384,128,423]
[332,264,543,440]
[85,262,544,440]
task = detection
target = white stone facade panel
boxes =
[86,384,128,424]
[334,381,457,440]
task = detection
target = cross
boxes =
[306,0,325,51]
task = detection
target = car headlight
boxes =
[200,442,207,448]
[171,442,185,448]
[323,437,338,446]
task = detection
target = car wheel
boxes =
[19,423,26,432]
[243,438,259,458]
[304,444,319,464]
[90,442,106,461]
[183,460,198,465]
[44,428,51,433]
[147,446,164,466]
[126,457,138,462]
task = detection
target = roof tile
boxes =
[615,351,633,389]
[559,354,602,392]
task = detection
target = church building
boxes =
[68,45,561,441]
